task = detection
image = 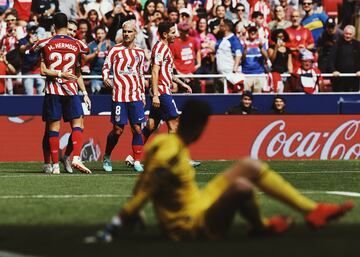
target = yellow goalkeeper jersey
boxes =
[122,133,204,236]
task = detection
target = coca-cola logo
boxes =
[251,120,360,160]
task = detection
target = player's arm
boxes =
[151,63,161,107]
[40,61,78,80]
[172,74,192,93]
[102,47,114,88]
[76,66,91,110]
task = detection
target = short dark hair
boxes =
[158,21,175,39]
[179,100,211,135]
[94,25,106,34]
[251,11,264,19]
[53,12,68,30]
[223,19,234,33]
[68,19,78,28]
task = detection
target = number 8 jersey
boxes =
[31,35,89,96]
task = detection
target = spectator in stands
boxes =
[232,3,249,25]
[226,90,259,114]
[83,0,114,22]
[195,17,217,92]
[214,5,226,24]
[270,95,287,114]
[317,17,343,73]
[31,0,59,31]
[106,2,136,42]
[156,1,166,15]
[170,22,201,92]
[85,26,114,94]
[0,11,26,41]
[58,0,77,20]
[286,10,314,71]
[279,0,296,21]
[179,7,192,25]
[176,0,187,11]
[251,11,270,43]
[300,0,328,46]
[241,24,269,92]
[329,25,360,92]
[148,11,164,48]
[251,0,272,24]
[286,49,323,93]
[87,9,101,32]
[142,0,157,25]
[235,1,250,21]
[167,7,179,23]
[268,29,293,73]
[18,22,45,95]
[222,0,235,20]
[77,19,94,44]
[0,50,17,94]
[215,19,242,74]
[13,0,32,26]
[268,5,291,31]
[195,17,216,73]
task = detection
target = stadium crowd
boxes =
[0,0,359,95]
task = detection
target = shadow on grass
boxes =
[0,224,359,257]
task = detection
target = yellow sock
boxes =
[256,163,317,213]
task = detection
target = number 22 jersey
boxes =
[31,34,89,96]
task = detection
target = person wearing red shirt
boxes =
[285,10,314,71]
[169,22,201,92]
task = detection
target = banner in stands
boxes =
[0,115,359,161]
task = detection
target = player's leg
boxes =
[42,94,62,174]
[230,159,354,228]
[66,96,91,174]
[103,101,127,172]
[48,120,61,174]
[42,121,52,173]
[128,101,145,172]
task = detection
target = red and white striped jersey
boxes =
[31,34,89,96]
[152,41,173,95]
[102,43,146,102]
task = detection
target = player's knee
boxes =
[113,125,124,135]
[230,178,254,198]
[237,158,263,179]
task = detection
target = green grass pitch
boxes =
[0,160,359,257]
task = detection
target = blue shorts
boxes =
[111,101,145,125]
[42,94,83,122]
[149,94,179,122]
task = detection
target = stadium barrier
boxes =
[0,73,359,94]
[0,115,359,161]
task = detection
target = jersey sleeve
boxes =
[152,45,163,66]
[305,28,315,46]
[230,36,243,56]
[77,39,90,54]
[102,46,115,80]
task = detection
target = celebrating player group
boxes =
[36,12,191,174]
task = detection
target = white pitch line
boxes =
[0,251,40,257]
[1,170,360,178]
[1,191,360,200]
[0,194,131,199]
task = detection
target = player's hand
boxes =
[104,78,112,88]
[62,71,78,80]
[84,95,91,110]
[356,71,360,77]
[142,98,146,107]
[152,95,160,108]
[333,71,340,77]
[183,84,192,94]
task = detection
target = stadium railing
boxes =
[0,73,359,94]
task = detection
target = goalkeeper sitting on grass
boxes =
[89,100,354,242]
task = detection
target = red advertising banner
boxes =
[0,115,359,161]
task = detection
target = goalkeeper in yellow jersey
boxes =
[90,100,353,242]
